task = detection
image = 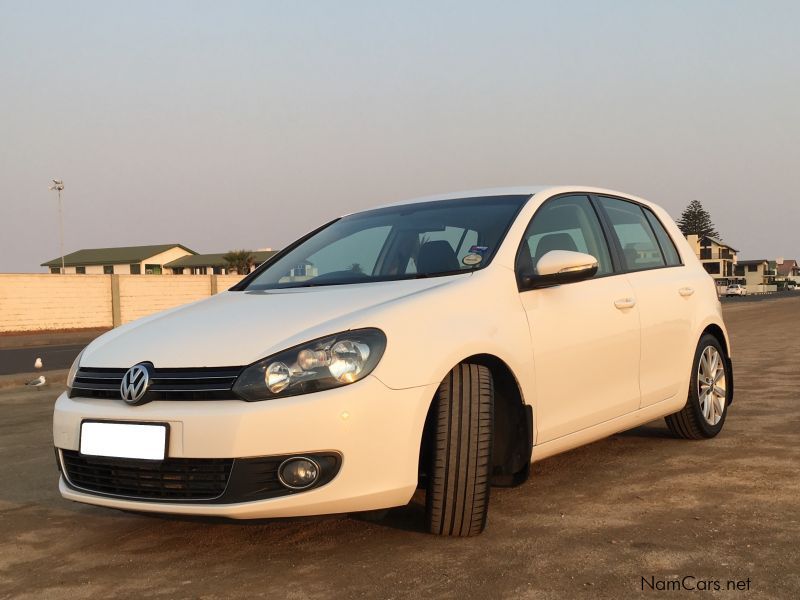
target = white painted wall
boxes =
[118,275,212,323]
[0,273,246,332]
[0,274,113,331]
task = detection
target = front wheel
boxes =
[425,363,493,536]
[665,334,731,439]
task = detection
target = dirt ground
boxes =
[1,298,798,599]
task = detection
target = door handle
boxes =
[614,297,636,310]
[679,287,695,297]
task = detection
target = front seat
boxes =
[623,244,639,269]
[532,233,578,270]
[417,240,460,273]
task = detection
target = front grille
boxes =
[61,450,233,500]
[70,366,242,401]
[60,451,342,503]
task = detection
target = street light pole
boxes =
[49,180,65,274]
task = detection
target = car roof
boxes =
[361,185,655,212]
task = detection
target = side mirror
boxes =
[518,250,598,291]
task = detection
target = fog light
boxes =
[278,457,320,490]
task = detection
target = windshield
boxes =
[240,195,530,290]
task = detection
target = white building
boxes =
[41,244,196,275]
[685,234,738,286]
[733,259,776,292]
[165,250,278,275]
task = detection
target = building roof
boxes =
[165,250,277,269]
[737,259,769,267]
[700,236,738,252]
[41,244,196,267]
[776,259,799,276]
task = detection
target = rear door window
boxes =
[599,197,666,271]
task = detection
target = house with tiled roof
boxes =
[775,258,800,288]
[776,258,799,278]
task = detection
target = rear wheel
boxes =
[425,363,493,536]
[665,334,730,439]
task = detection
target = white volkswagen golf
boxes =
[54,186,733,536]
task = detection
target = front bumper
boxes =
[54,375,438,518]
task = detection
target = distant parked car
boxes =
[725,284,747,297]
[54,186,734,536]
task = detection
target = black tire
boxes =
[425,363,493,537]
[665,334,730,439]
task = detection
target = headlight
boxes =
[66,349,85,389]
[233,328,387,401]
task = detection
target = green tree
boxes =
[223,249,255,275]
[676,200,720,239]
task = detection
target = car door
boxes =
[516,194,641,443]
[595,195,697,408]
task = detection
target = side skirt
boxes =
[531,394,685,463]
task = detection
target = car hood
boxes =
[81,277,465,368]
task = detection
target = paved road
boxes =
[1,297,799,598]
[0,343,86,376]
[719,290,799,304]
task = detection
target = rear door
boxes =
[516,194,641,443]
[595,196,696,407]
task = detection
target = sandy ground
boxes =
[1,298,798,599]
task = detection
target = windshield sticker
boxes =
[462,253,483,266]
[470,245,489,254]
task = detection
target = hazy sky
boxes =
[2,1,798,272]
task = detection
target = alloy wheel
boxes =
[697,346,726,426]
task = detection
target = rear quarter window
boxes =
[643,208,682,267]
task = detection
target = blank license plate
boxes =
[80,421,168,460]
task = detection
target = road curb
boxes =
[0,329,106,350]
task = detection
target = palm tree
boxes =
[223,250,255,275]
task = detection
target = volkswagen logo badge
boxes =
[120,363,152,405]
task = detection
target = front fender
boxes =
[364,269,534,402]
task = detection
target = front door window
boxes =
[516,195,612,278]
